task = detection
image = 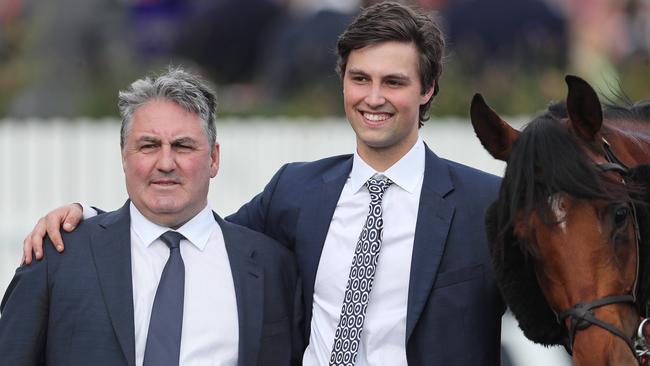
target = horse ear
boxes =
[566,75,603,141]
[470,93,520,161]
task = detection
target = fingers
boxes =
[46,212,65,253]
[23,216,48,264]
[22,234,32,265]
[53,203,83,252]
[21,203,83,265]
[62,203,83,232]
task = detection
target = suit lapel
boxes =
[90,201,136,366]
[294,157,351,332]
[218,214,264,366]
[406,146,455,343]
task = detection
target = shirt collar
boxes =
[350,137,425,194]
[130,202,216,251]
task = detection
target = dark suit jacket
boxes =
[227,145,506,365]
[0,201,297,366]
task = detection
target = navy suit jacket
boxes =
[0,201,297,366]
[227,145,506,365]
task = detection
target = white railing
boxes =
[0,117,507,249]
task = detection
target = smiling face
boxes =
[343,41,434,170]
[122,99,219,228]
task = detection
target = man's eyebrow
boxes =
[172,137,198,145]
[347,69,368,76]
[383,73,411,82]
[346,68,368,76]
[136,136,160,144]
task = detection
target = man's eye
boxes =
[140,144,156,150]
[175,144,194,151]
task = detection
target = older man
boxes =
[0,69,297,366]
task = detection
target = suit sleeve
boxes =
[292,277,305,365]
[0,244,51,365]
[227,163,289,233]
[274,243,303,365]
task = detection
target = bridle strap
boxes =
[602,137,630,171]
[597,162,629,175]
[559,295,637,356]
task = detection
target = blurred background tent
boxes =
[1,0,648,118]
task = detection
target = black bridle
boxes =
[555,138,648,361]
[559,294,638,357]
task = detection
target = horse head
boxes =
[472,75,650,365]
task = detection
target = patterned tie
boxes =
[329,176,393,366]
[143,231,186,366]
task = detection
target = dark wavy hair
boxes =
[336,1,445,127]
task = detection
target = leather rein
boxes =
[555,138,650,363]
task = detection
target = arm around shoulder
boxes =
[22,203,107,264]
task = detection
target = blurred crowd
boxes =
[0,0,649,118]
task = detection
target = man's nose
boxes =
[156,145,176,172]
[364,84,386,107]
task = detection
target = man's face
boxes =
[122,99,219,228]
[343,41,434,167]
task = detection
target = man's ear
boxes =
[420,81,435,105]
[210,143,220,178]
[121,147,127,172]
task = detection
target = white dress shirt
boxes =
[129,203,239,366]
[302,138,425,366]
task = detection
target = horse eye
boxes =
[613,206,629,228]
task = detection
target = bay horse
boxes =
[470,75,650,365]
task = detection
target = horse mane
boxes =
[602,94,650,123]
[487,101,644,346]
[486,201,566,345]
[552,96,650,123]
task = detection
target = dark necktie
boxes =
[143,230,186,366]
[329,176,393,366]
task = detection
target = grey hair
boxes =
[118,67,217,151]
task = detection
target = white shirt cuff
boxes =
[78,202,98,220]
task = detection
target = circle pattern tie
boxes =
[329,176,393,366]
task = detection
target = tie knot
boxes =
[160,231,185,250]
[365,176,393,193]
